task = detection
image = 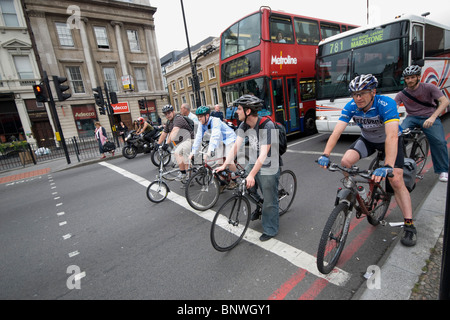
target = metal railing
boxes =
[0,134,120,172]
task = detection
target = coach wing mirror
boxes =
[411,40,424,66]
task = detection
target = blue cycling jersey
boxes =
[339,95,400,143]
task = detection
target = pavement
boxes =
[0,154,447,300]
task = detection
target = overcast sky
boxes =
[149,0,449,58]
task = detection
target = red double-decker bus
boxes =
[220,6,358,135]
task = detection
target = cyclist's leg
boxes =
[422,117,449,174]
[255,167,281,238]
[342,137,373,168]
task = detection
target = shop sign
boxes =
[112,102,130,114]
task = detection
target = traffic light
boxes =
[53,76,72,101]
[110,91,118,105]
[138,99,145,110]
[93,87,105,115]
[33,84,48,103]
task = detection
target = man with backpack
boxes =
[215,95,282,241]
[157,105,194,182]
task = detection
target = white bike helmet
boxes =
[402,65,422,77]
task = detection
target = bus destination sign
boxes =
[324,28,386,55]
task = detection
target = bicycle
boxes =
[184,153,245,211]
[146,145,197,203]
[316,163,393,274]
[210,168,297,252]
[369,127,429,177]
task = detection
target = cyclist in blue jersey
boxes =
[317,74,416,247]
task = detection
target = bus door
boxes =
[272,77,300,133]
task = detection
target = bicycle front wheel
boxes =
[185,169,220,211]
[317,202,352,274]
[146,180,169,203]
[211,196,251,252]
[279,170,297,216]
[367,184,392,226]
[409,135,429,175]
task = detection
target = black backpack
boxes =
[175,114,194,132]
[259,117,287,155]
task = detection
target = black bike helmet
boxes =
[402,65,422,77]
[349,74,378,92]
[233,94,263,112]
[162,105,174,113]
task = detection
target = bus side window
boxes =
[270,15,294,44]
[294,18,319,45]
[299,79,316,101]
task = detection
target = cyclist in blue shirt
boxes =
[190,106,237,172]
[317,74,416,247]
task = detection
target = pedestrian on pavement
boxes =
[395,65,449,182]
[317,74,416,247]
[215,95,281,242]
[95,122,108,159]
[118,121,128,143]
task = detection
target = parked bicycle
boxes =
[369,127,429,177]
[210,168,297,252]
[316,163,393,274]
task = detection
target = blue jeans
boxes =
[246,165,281,237]
[401,116,449,174]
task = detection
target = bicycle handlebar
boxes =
[328,162,394,179]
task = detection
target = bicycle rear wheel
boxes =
[146,180,169,203]
[317,202,352,274]
[367,184,392,226]
[211,196,251,252]
[278,170,297,216]
[409,134,429,175]
[185,169,220,211]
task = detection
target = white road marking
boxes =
[68,251,79,258]
[99,162,351,286]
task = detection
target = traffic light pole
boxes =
[103,83,120,147]
[43,71,71,164]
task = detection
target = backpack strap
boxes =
[402,89,436,108]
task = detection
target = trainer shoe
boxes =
[439,172,448,182]
[401,225,417,247]
[259,234,274,241]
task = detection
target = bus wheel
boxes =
[304,111,317,135]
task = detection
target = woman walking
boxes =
[95,122,112,159]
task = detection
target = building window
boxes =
[0,0,19,27]
[134,67,148,92]
[13,55,34,79]
[67,66,85,94]
[103,67,118,92]
[171,82,176,92]
[127,30,141,52]
[179,79,184,89]
[208,67,216,80]
[56,22,74,47]
[198,72,204,83]
[94,26,109,49]
[211,87,219,105]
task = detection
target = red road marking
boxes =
[0,168,50,184]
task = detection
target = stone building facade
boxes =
[164,37,222,114]
[22,0,166,142]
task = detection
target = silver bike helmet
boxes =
[162,105,174,113]
[349,74,378,92]
[402,65,422,77]
[233,94,263,112]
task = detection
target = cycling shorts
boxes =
[349,136,405,168]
